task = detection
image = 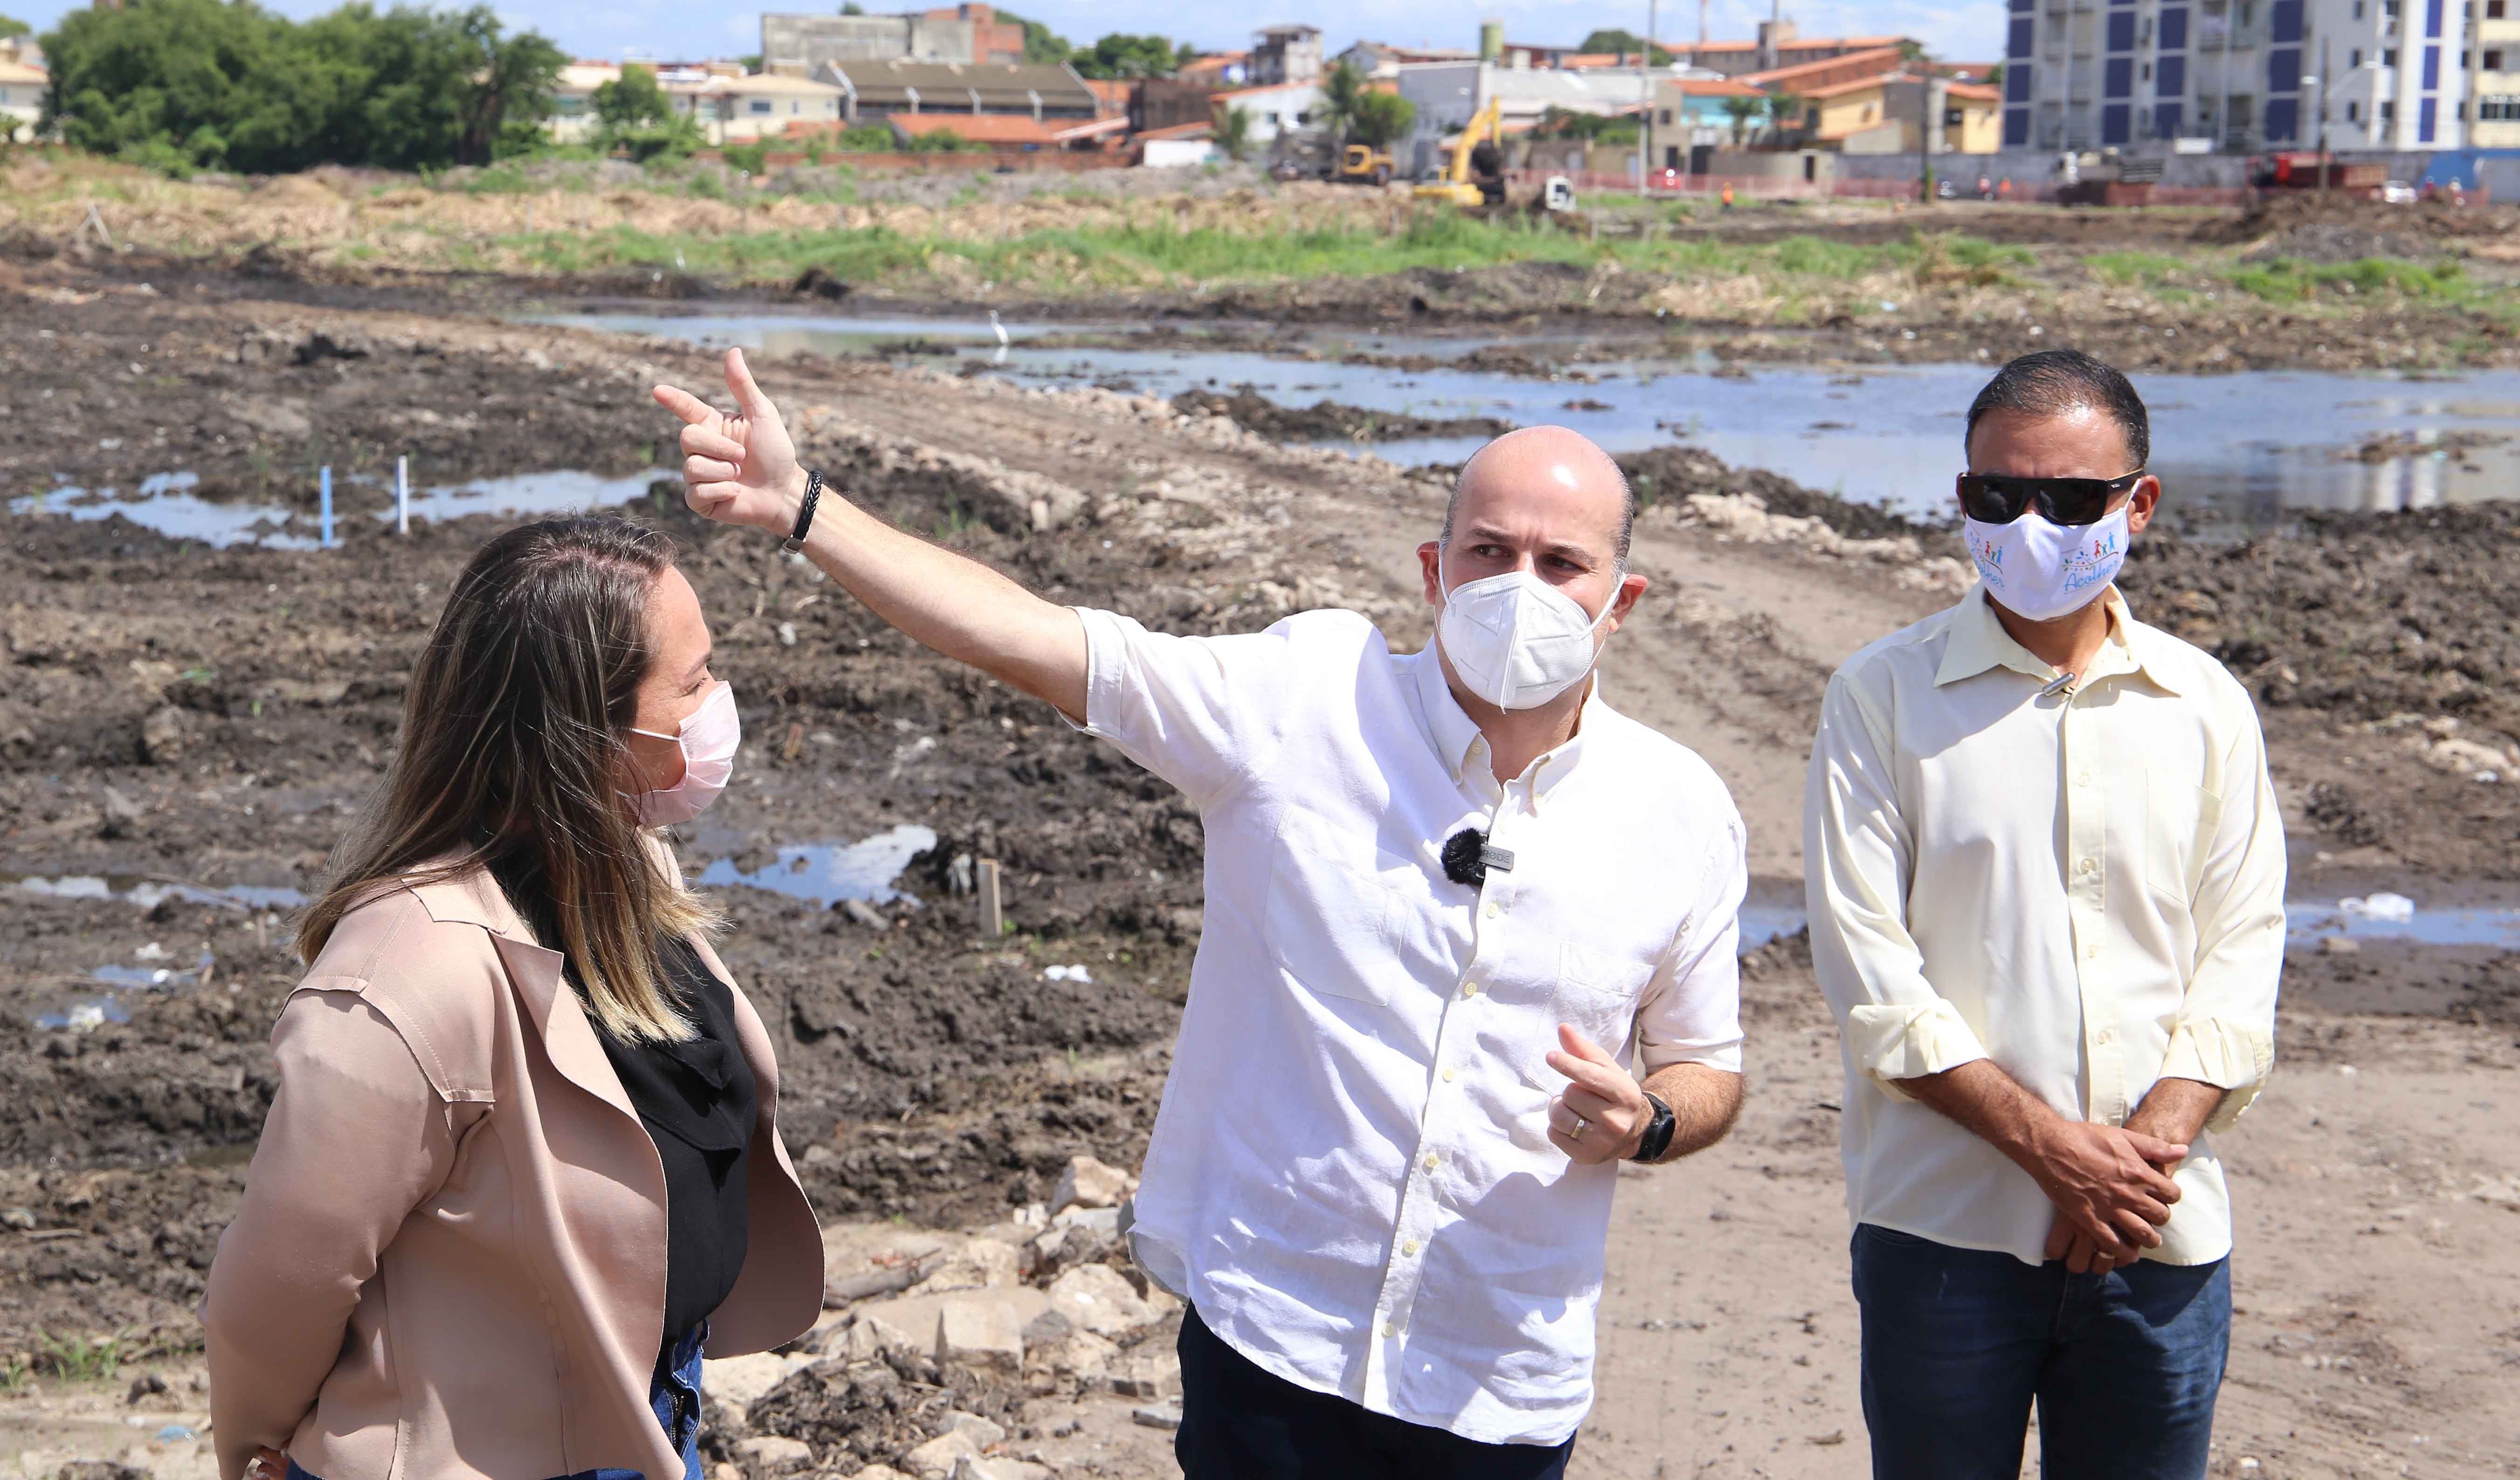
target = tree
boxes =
[841,2,865,13]
[1216,103,1252,161]
[1765,89,1807,147]
[592,62,702,161]
[1722,94,1761,148]
[1072,32,1182,79]
[0,14,27,39]
[1319,59,1363,142]
[1348,89,1414,149]
[1576,28,1673,64]
[40,0,561,172]
[991,9,1074,64]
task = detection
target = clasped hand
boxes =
[2035,1120,2188,1274]
[1544,1025,1648,1164]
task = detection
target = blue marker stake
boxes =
[319,465,333,548]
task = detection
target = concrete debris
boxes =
[950,1458,1054,1480]
[1673,493,1972,593]
[1129,1400,1185,1432]
[1049,1155,1134,1216]
[703,1350,817,1409]
[1045,1262,1176,1342]
[738,1435,815,1474]
[900,1429,983,1480]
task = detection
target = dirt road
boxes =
[4,269,2518,1478]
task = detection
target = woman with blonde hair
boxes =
[203,515,823,1480]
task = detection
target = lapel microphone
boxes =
[1441,829,1516,889]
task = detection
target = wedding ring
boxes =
[1573,1114,1590,1137]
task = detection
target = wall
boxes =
[762,13,975,73]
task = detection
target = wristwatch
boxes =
[1628,1093,1676,1163]
[783,469,824,553]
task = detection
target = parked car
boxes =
[2373,179,2417,204]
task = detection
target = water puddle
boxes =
[541,310,2520,528]
[2289,896,2520,950]
[6,871,309,911]
[694,824,938,909]
[9,469,664,549]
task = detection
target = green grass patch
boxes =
[2229,255,2469,304]
[36,1331,125,1383]
[2085,249,2190,286]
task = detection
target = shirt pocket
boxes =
[2140,771,2224,910]
[1554,941,1656,1052]
[1266,809,1412,1006]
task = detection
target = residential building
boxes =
[547,61,623,144]
[1204,81,1324,144]
[886,111,1128,148]
[1649,75,1772,166]
[1178,50,1252,85]
[762,11,979,72]
[812,59,1101,125]
[0,55,43,144]
[1813,72,2003,152]
[2001,0,2470,154]
[706,72,847,139]
[1251,24,1324,85]
[1676,22,1918,76]
[1335,40,1479,79]
[2478,0,2520,145]
[1739,45,1911,94]
[926,5,1026,66]
[1396,57,1663,157]
[1138,76,1233,133]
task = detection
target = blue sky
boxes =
[6,0,2004,67]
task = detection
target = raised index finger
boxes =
[652,383,720,426]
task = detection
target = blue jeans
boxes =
[289,1325,706,1480]
[1850,1225,2229,1480]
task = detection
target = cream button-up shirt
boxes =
[1069,605,1746,1445]
[1803,585,2285,1267]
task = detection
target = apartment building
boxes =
[2468,0,2518,144]
[2003,0,2471,152]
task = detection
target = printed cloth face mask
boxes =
[624,682,740,826]
[1964,505,2130,623]
[1436,552,1622,711]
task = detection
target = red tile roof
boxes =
[886,112,1130,145]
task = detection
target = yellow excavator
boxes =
[1412,97,1506,207]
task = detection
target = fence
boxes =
[696,148,1135,174]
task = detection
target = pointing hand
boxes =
[652,347,806,534]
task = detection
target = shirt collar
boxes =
[1933,584,2186,696]
[1409,643,1601,806]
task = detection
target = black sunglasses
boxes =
[1956,470,2146,527]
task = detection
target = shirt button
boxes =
[2084,943,2100,960]
[1442,1066,1457,1083]
[2077,772,2092,786]
[1402,1239,1420,1257]
[1482,902,1499,920]
[1461,980,1481,998]
[1422,1152,1440,1171]
[1382,1321,1399,1338]
[2095,1027,2117,1046]
[2078,858,2098,877]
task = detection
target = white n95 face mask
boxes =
[624,682,740,826]
[1437,554,1622,711]
[1964,505,2129,623]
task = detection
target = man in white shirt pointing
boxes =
[655,355,1749,1478]
[1805,349,2285,1480]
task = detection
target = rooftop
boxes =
[821,58,1099,110]
[887,111,1127,144]
[1739,45,1910,88]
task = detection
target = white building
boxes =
[1206,81,1323,143]
[547,62,623,144]
[2002,0,2469,152]
[0,38,44,145]
[1394,59,1665,174]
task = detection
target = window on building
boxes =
[2352,0,2363,14]
[2381,97,2396,118]
[749,99,773,114]
[2384,0,2399,17]
[2487,48,2506,68]
[791,100,802,114]
[2383,46,2397,63]
[2491,0,2507,17]
[2482,93,2520,118]
[2348,98,2360,117]
[2239,0,2255,25]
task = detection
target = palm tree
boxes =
[1722,95,1762,149]
[1765,89,1807,148]
[1217,104,1254,162]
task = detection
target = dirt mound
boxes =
[1616,444,1938,543]
[2198,189,2519,246]
[735,1349,1028,1472]
[1170,387,1513,443]
[2244,221,2449,263]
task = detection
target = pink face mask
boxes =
[623,682,740,826]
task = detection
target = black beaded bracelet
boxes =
[783,469,824,552]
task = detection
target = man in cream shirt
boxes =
[1805,349,2285,1480]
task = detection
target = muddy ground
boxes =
[3,249,2518,1476]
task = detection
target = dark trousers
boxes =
[1175,1304,1575,1480]
[1850,1224,2230,1480]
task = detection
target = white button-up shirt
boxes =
[1069,606,1746,1445]
[1804,586,2285,1268]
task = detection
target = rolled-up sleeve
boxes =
[1636,809,1748,1074]
[1804,670,1989,1100]
[203,986,465,1480]
[2160,708,2286,1132]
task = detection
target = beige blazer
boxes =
[201,864,824,1480]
